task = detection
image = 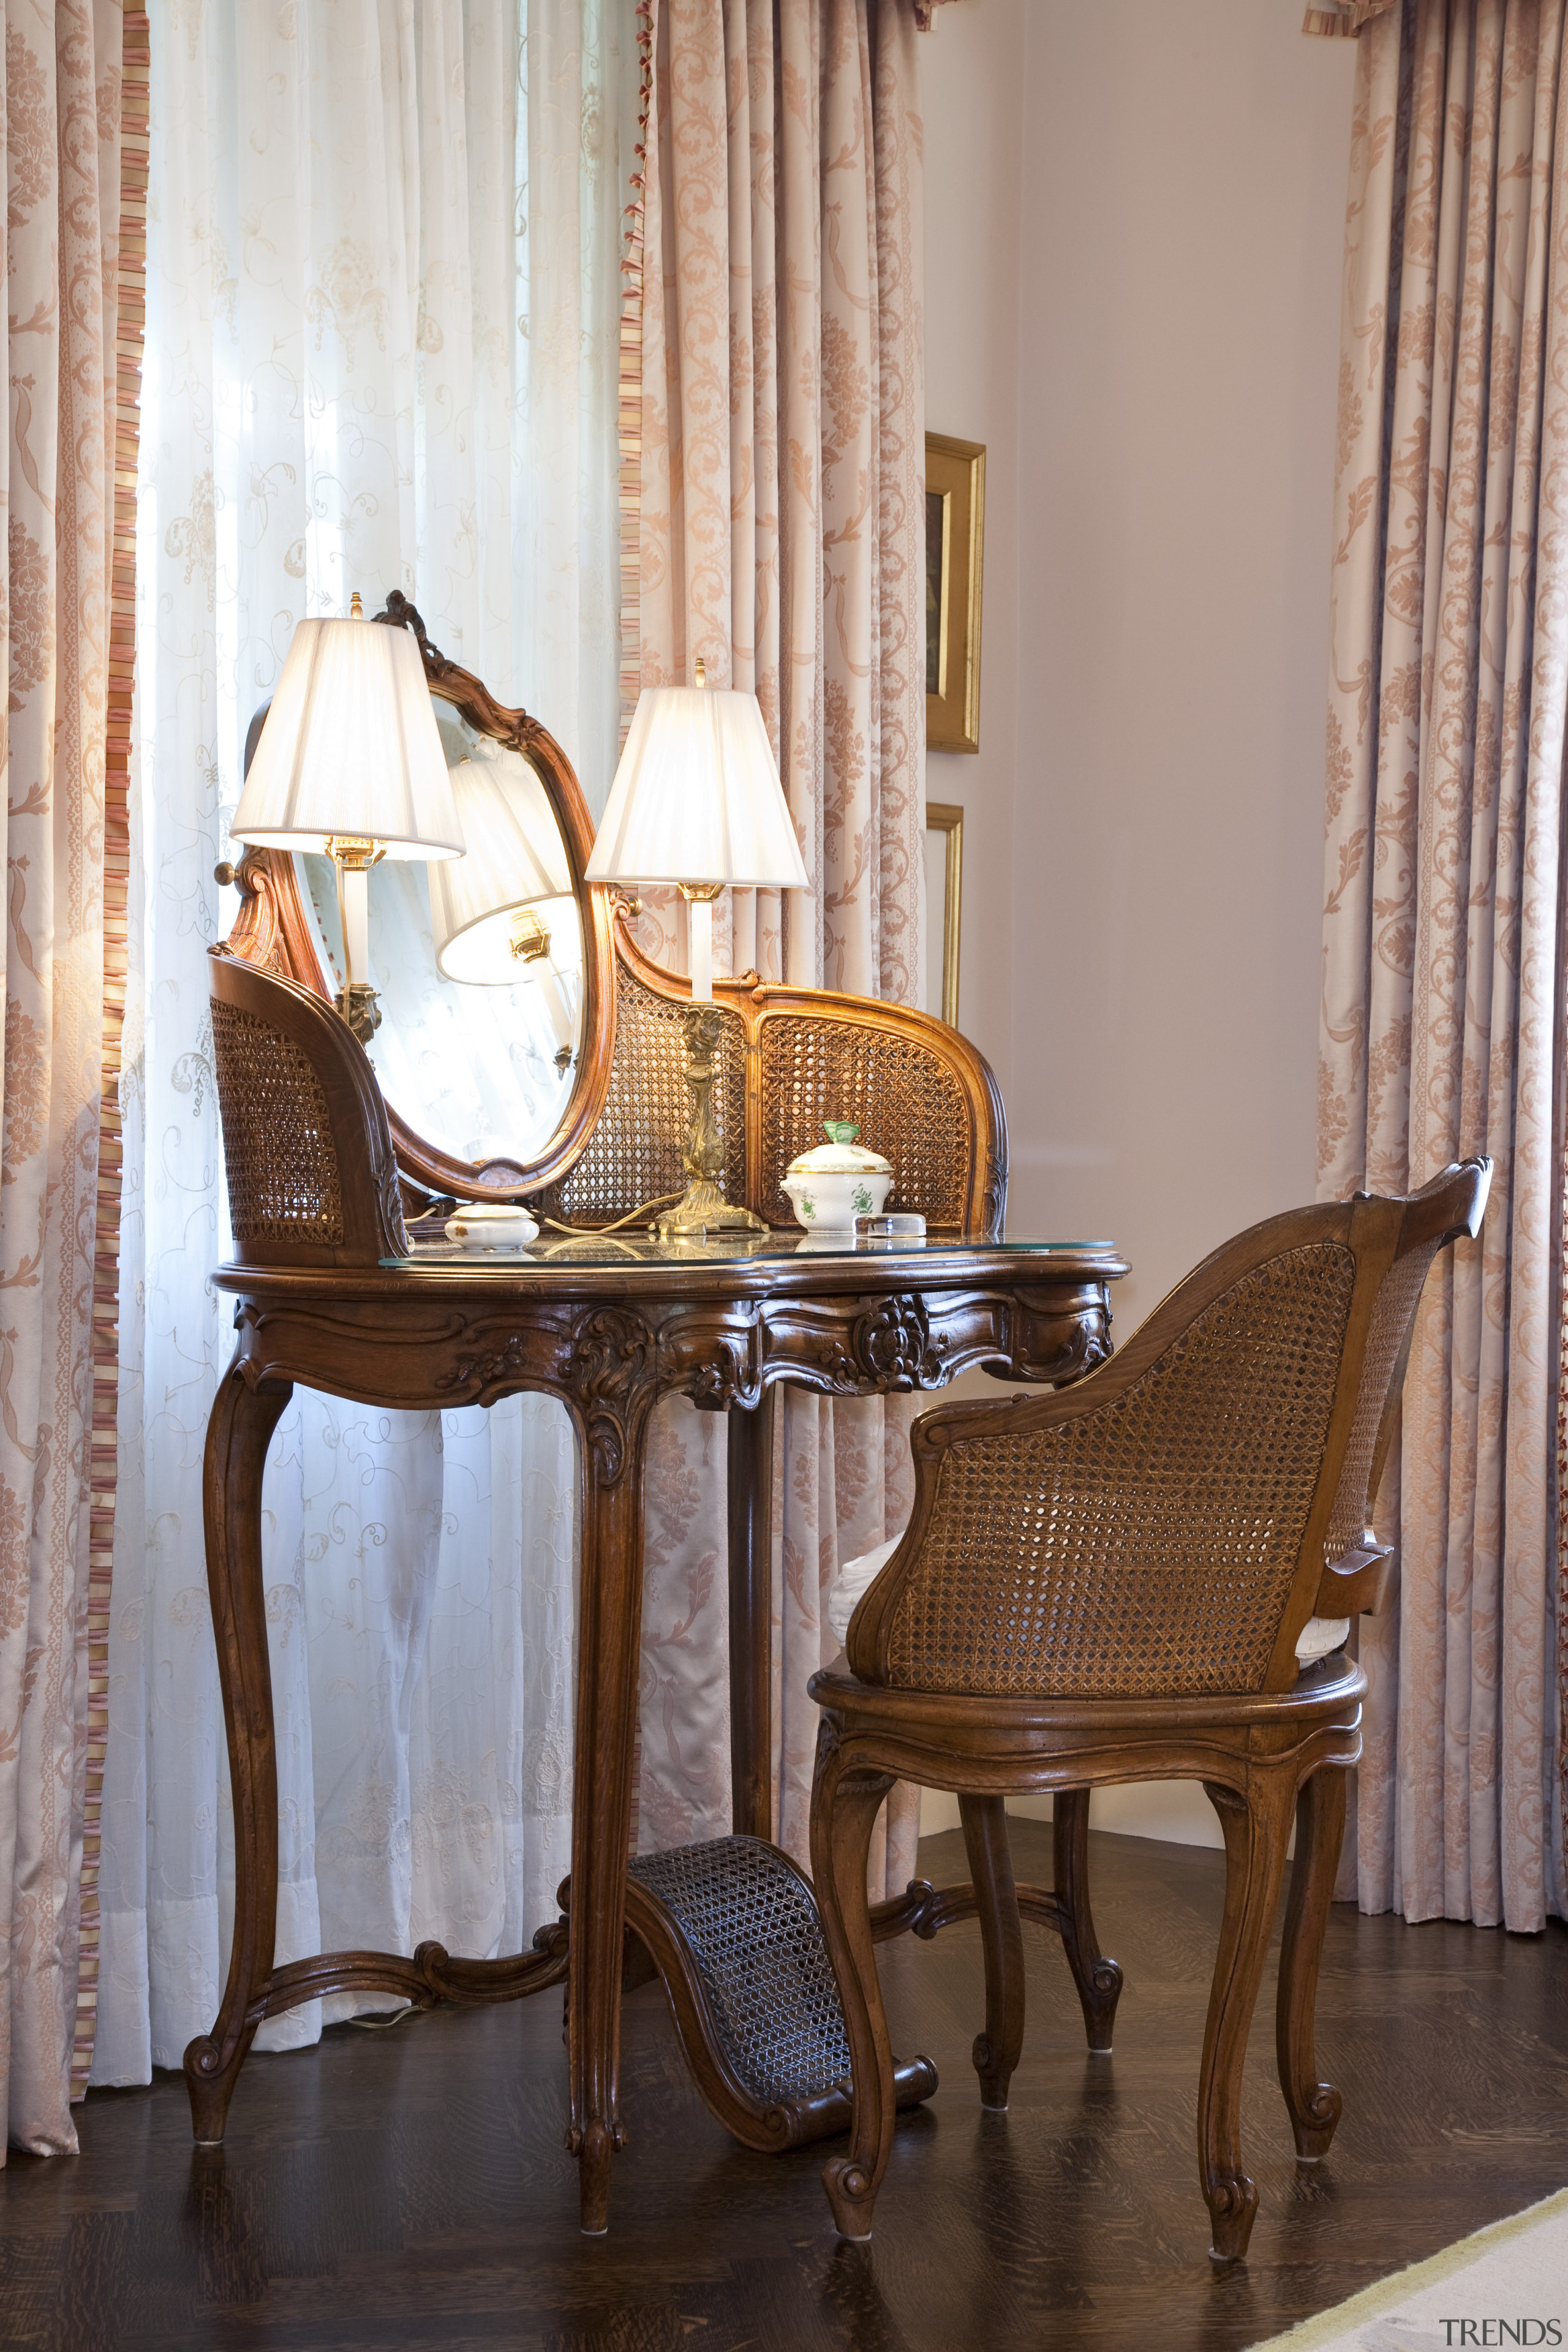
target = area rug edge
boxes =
[1244,2185,1568,2352]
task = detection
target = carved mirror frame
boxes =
[220,593,619,1205]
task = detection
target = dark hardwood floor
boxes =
[3,1822,1565,2352]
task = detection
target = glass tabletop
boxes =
[381,1228,1117,1270]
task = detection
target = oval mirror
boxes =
[226,595,616,1205]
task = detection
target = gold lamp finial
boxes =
[350,590,364,619]
[695,655,706,687]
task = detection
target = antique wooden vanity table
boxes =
[197,603,1128,2234]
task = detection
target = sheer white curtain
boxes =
[92,0,633,2084]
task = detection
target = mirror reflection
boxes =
[296,705,584,1167]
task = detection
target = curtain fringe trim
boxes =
[619,0,656,1843]
[72,3,149,2106]
[618,0,655,755]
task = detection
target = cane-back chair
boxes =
[807,1162,1490,2261]
[208,946,410,1268]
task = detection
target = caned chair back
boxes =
[208,947,410,1268]
[535,964,749,1226]
[846,1163,1489,1699]
[752,1006,977,1230]
[531,925,1006,1235]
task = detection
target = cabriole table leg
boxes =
[566,1391,654,2234]
[184,1352,293,2144]
[726,1392,774,1840]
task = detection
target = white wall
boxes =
[919,0,1357,1847]
[924,0,1026,1084]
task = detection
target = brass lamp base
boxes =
[335,982,382,1046]
[329,840,386,1048]
[652,1004,767,1243]
[654,1180,767,1243]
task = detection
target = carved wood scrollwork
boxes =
[378,1153,412,1256]
[564,1306,657,1484]
[1012,1313,1112,1388]
[374,592,548,755]
[817,1295,951,1393]
[687,1334,761,1414]
[436,1333,533,1398]
[982,1145,1006,1241]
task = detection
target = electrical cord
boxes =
[405,1189,687,1245]
[535,1191,684,1237]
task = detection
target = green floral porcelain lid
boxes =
[785,1120,892,1177]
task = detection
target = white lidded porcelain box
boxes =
[444,1204,540,1250]
[781,1121,894,1235]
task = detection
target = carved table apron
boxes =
[190,1235,1126,2233]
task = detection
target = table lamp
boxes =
[586,658,809,1238]
[429,744,578,986]
[430,745,583,1059]
[230,597,464,1041]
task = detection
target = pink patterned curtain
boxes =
[1,0,125,2155]
[628,0,927,1892]
[1319,0,1565,1931]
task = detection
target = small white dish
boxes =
[444,1205,540,1250]
[782,1121,894,1235]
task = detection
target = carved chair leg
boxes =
[958,1793,1025,2109]
[184,1356,294,2144]
[1276,1766,1348,2161]
[810,1727,897,2241]
[1198,1774,1293,2263]
[1052,1786,1123,2054]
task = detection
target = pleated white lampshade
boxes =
[431,747,581,986]
[584,684,809,889]
[231,616,464,859]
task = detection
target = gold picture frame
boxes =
[925,433,985,753]
[925,802,963,1027]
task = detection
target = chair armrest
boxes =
[1314,1544,1395,1618]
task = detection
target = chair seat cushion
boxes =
[826,1536,1349,1665]
[827,1536,901,1647]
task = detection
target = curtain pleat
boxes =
[1320,0,1567,1929]
[0,0,124,2157]
[631,0,927,1894]
[75,4,149,2109]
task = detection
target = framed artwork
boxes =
[925,802,963,1027]
[925,433,986,753]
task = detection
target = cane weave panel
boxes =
[211,1000,345,1248]
[884,1242,1358,1697]
[629,1836,852,2104]
[543,970,746,1224]
[1322,1235,1442,1562]
[758,1015,972,1227]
